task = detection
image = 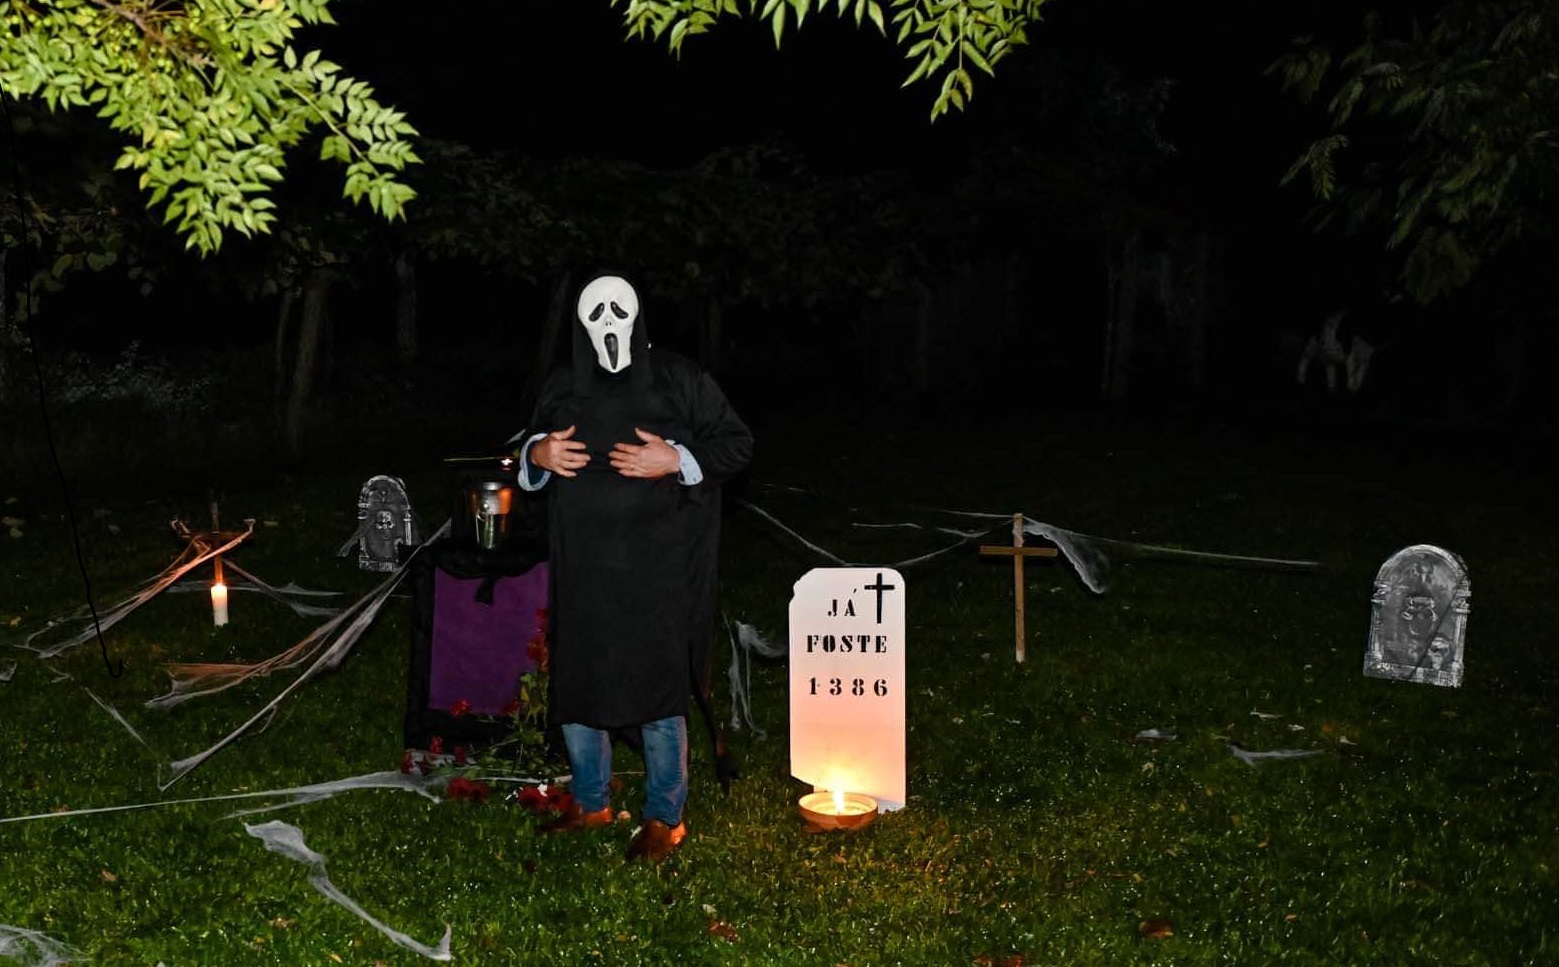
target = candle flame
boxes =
[833,788,845,815]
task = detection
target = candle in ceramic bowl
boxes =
[798,790,878,831]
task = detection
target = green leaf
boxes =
[866,1,885,35]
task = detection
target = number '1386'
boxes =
[808,678,889,697]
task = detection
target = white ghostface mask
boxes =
[577,275,639,373]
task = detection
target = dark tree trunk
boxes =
[529,271,572,408]
[1178,233,1212,389]
[0,249,9,407]
[1001,252,1020,351]
[1102,228,1140,400]
[701,296,723,374]
[272,283,297,399]
[912,280,932,393]
[394,250,418,367]
[283,266,333,458]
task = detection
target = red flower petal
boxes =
[447,777,492,803]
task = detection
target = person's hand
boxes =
[610,428,681,479]
[531,425,591,478]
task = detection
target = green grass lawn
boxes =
[1,408,1554,966]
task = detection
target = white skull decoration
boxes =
[576,275,639,373]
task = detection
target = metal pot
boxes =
[464,479,516,550]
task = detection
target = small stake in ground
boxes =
[978,513,1057,663]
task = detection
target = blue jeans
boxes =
[561,716,688,826]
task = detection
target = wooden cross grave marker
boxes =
[978,513,1058,663]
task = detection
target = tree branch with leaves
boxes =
[613,0,1055,118]
[1271,0,1558,303]
[0,0,419,254]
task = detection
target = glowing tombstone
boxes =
[1364,544,1470,687]
[789,567,906,831]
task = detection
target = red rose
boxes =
[429,735,444,756]
[516,784,573,816]
[527,635,550,673]
[447,776,491,803]
[399,751,415,775]
[500,698,520,717]
[450,698,472,718]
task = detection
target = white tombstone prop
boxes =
[789,567,907,811]
[1364,544,1470,688]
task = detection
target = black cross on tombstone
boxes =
[864,572,897,624]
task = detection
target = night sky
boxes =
[330,1,1333,184]
[322,0,1360,303]
[311,1,1376,393]
[32,1,1535,436]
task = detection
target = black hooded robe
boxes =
[527,296,752,731]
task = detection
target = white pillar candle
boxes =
[211,582,229,627]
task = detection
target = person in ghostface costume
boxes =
[516,272,752,863]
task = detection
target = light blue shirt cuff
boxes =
[673,443,703,485]
[518,432,551,491]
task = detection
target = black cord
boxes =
[1,91,123,678]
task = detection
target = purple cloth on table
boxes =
[428,562,548,715]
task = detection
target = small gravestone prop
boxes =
[1364,544,1469,687]
[790,567,906,823]
[337,475,422,572]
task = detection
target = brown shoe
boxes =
[539,803,615,834]
[626,819,687,863]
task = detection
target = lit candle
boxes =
[825,791,874,816]
[211,582,229,627]
[798,789,878,830]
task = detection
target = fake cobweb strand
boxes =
[156,521,451,789]
[0,769,445,826]
[725,617,785,738]
[87,687,155,752]
[1224,742,1325,766]
[0,924,81,967]
[722,500,1319,734]
[734,498,1122,590]
[10,521,255,658]
[149,567,397,708]
[247,820,452,961]
[0,777,452,962]
[166,559,345,618]
[938,508,1321,592]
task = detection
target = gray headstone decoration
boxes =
[1364,544,1469,687]
[336,475,423,572]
